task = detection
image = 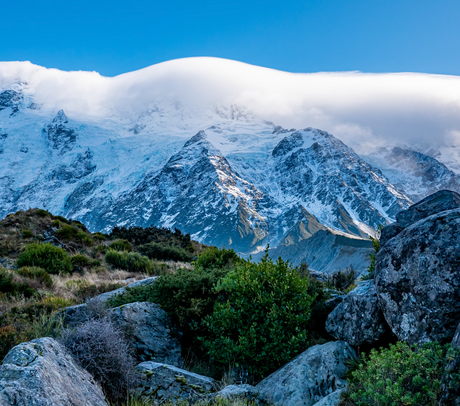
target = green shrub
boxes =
[105,250,152,273]
[201,253,315,378]
[17,243,73,274]
[53,215,70,224]
[296,263,331,338]
[107,264,231,355]
[70,254,91,267]
[193,247,241,270]
[17,266,53,288]
[344,341,460,406]
[22,229,33,238]
[76,231,94,246]
[0,268,36,298]
[109,239,132,252]
[137,242,193,262]
[92,232,107,241]
[35,208,50,217]
[55,223,78,239]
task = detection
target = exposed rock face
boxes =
[376,196,460,344]
[110,302,182,365]
[134,362,215,403]
[312,389,345,406]
[259,230,373,275]
[214,384,259,402]
[89,276,157,304]
[452,323,460,348]
[395,190,460,228]
[44,110,77,153]
[325,280,389,346]
[0,337,108,406]
[379,222,403,246]
[61,303,90,328]
[0,90,21,114]
[256,341,355,406]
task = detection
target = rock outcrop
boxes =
[256,341,355,406]
[312,389,345,406]
[214,384,259,401]
[89,276,157,304]
[110,302,182,365]
[134,362,215,403]
[0,337,108,406]
[325,280,389,346]
[376,190,460,344]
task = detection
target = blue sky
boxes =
[2,0,460,76]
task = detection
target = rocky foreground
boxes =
[2,190,460,405]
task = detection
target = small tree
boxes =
[362,225,383,280]
[201,252,315,379]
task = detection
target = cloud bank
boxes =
[1,57,460,156]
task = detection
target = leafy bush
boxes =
[109,239,132,252]
[296,263,331,337]
[137,242,193,262]
[105,250,152,273]
[55,223,78,239]
[76,231,93,246]
[0,268,36,298]
[22,229,33,238]
[70,254,92,267]
[53,215,70,224]
[92,231,108,241]
[110,225,191,247]
[17,243,73,274]
[193,246,241,270]
[344,341,460,406]
[60,318,137,403]
[17,266,53,288]
[35,208,50,217]
[201,253,315,378]
[108,265,230,354]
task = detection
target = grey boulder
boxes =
[0,337,107,406]
[312,389,345,406]
[134,362,215,403]
[395,190,460,228]
[376,207,460,344]
[90,276,157,304]
[60,303,90,328]
[214,384,259,402]
[110,302,182,365]
[256,341,355,406]
[325,280,389,346]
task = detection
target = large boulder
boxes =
[89,276,157,304]
[110,302,182,365]
[395,190,460,228]
[134,362,215,403]
[0,337,108,406]
[312,389,345,406]
[325,280,389,346]
[256,341,355,406]
[376,206,460,344]
[214,384,260,402]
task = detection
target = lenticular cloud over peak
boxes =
[1,57,460,155]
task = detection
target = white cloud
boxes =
[1,57,460,156]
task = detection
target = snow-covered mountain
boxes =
[1,58,459,272]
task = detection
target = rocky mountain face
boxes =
[0,77,457,273]
[363,147,460,202]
